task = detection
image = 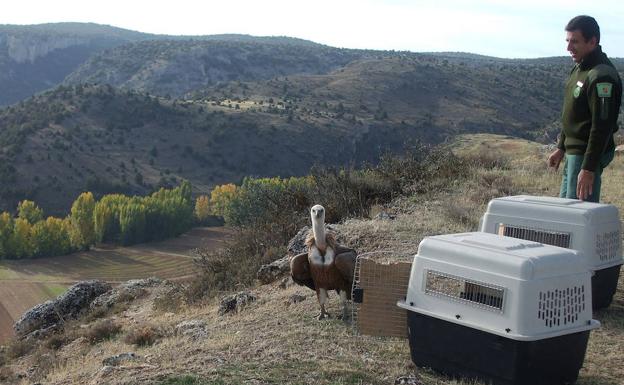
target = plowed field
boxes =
[0,227,229,342]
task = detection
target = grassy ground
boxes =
[1,134,623,385]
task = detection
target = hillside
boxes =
[2,23,624,216]
[64,38,366,97]
[1,82,414,215]
[0,23,152,106]
[0,135,621,385]
[3,53,624,215]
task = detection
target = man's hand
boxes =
[577,169,595,201]
[547,148,565,170]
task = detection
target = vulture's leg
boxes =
[339,290,350,322]
[317,288,330,320]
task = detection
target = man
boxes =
[548,15,622,202]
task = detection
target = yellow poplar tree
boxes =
[69,192,96,250]
[194,195,211,223]
[209,184,238,217]
[17,200,43,224]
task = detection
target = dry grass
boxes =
[1,134,623,385]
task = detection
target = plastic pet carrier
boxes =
[480,195,622,309]
[397,232,599,385]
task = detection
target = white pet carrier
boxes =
[397,232,599,385]
[480,195,622,309]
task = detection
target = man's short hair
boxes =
[566,15,600,43]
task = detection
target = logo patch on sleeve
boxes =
[597,82,613,97]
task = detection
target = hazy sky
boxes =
[2,0,624,58]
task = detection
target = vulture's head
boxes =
[310,204,325,225]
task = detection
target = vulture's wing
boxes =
[290,252,315,291]
[335,248,357,283]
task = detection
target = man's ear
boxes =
[589,36,598,48]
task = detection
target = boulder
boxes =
[175,319,208,339]
[287,226,310,256]
[14,280,111,338]
[218,291,256,315]
[102,352,139,366]
[395,375,422,385]
[287,293,307,305]
[256,255,290,284]
[90,277,162,311]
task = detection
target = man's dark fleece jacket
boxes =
[557,45,622,171]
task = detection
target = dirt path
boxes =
[0,226,230,342]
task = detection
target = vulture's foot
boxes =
[316,312,330,320]
[338,308,352,323]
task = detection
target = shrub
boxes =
[5,337,36,359]
[83,319,122,344]
[124,324,162,347]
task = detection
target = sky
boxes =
[2,0,624,59]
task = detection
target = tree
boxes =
[31,217,72,258]
[10,218,33,259]
[69,192,96,250]
[194,195,211,224]
[0,212,13,258]
[17,200,43,224]
[119,201,146,245]
[94,194,128,243]
[209,184,238,217]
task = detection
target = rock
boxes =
[256,255,290,284]
[287,226,310,256]
[102,352,139,366]
[14,280,112,338]
[90,277,162,312]
[279,277,293,289]
[395,375,422,385]
[287,293,307,305]
[175,319,208,338]
[218,292,256,315]
[374,211,396,220]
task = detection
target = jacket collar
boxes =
[579,45,604,71]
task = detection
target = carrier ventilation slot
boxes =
[596,230,620,262]
[497,224,571,249]
[537,286,585,328]
[425,270,504,311]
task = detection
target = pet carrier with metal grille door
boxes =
[480,195,623,309]
[397,232,599,385]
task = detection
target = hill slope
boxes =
[0,23,152,106]
[64,38,368,97]
[3,54,624,215]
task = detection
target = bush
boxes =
[124,324,162,347]
[83,319,122,344]
[5,338,36,359]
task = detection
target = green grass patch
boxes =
[38,283,68,298]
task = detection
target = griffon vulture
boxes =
[290,204,357,320]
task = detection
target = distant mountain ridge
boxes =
[0,23,328,106]
[0,23,152,105]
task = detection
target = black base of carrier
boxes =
[407,311,590,385]
[592,264,621,310]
